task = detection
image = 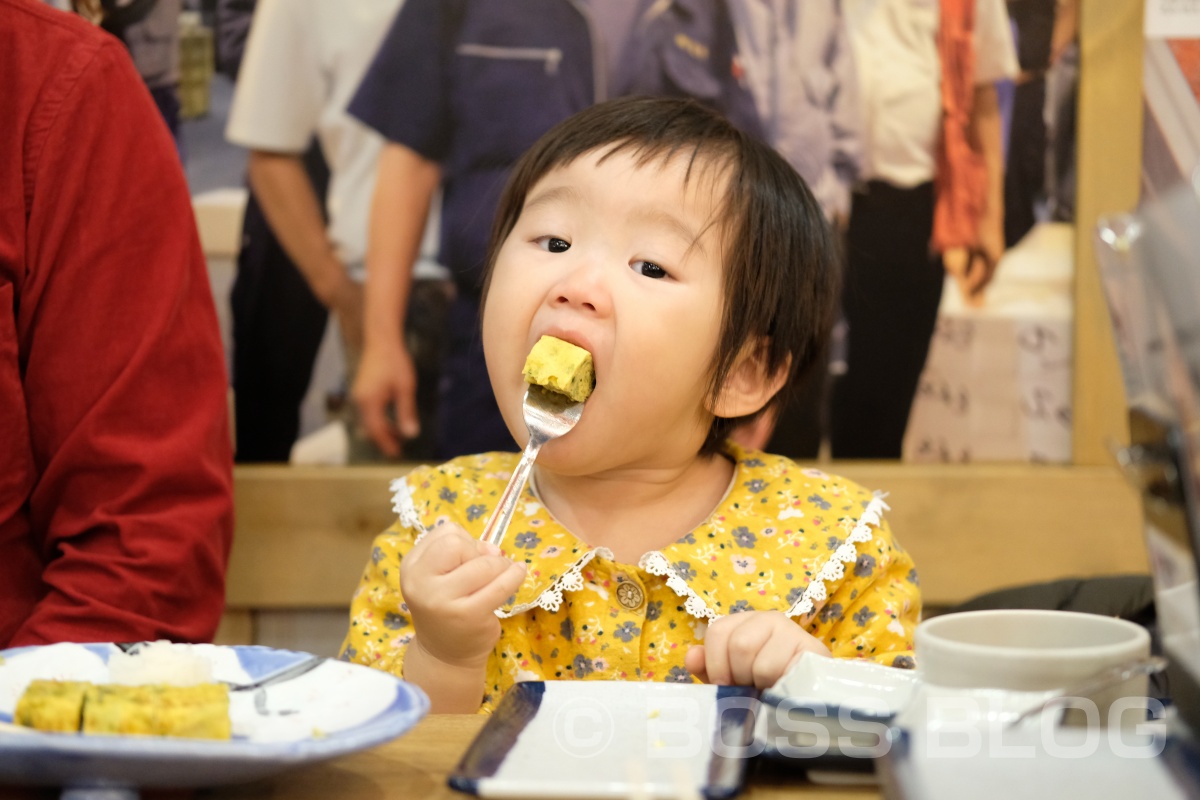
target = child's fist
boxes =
[684,611,831,689]
[399,521,527,669]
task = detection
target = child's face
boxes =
[482,147,730,472]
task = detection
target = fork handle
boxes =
[481,439,542,548]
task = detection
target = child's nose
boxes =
[549,260,613,316]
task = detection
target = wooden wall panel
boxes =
[228,463,1145,616]
[226,466,404,608]
[1072,0,1144,463]
[213,610,253,646]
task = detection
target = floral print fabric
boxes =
[340,443,921,713]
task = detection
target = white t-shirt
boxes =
[225,0,444,281]
[844,0,1018,188]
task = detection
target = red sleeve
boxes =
[10,37,234,646]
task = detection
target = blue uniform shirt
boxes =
[349,0,764,296]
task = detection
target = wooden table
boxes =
[205,715,879,800]
[0,716,879,799]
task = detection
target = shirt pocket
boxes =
[453,43,574,163]
[456,43,563,76]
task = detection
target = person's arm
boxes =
[962,83,1005,296]
[401,637,490,714]
[958,0,1020,299]
[811,516,921,668]
[13,37,233,646]
[342,0,454,455]
[713,0,768,141]
[352,142,441,456]
[247,150,362,351]
[1050,0,1078,66]
[225,1,363,345]
[825,0,863,225]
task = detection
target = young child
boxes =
[340,96,920,714]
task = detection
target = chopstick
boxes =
[226,655,325,692]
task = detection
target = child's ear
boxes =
[707,339,791,419]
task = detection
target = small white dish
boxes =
[756,654,919,764]
[763,653,920,714]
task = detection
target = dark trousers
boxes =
[230,142,330,462]
[437,296,518,459]
[1004,76,1047,248]
[766,355,826,459]
[401,280,454,461]
[345,279,452,463]
[830,181,944,459]
[149,83,183,161]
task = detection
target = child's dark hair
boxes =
[482,96,841,455]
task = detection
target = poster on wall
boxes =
[1142,7,1200,199]
[1135,2,1200,438]
[902,1,1078,463]
[1145,1,1200,39]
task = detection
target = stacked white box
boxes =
[902,222,1075,463]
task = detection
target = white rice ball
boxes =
[107,641,214,686]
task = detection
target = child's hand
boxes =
[684,611,831,689]
[399,522,527,669]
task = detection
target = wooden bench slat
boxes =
[226,463,1146,613]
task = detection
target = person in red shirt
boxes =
[0,0,234,648]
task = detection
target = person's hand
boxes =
[327,278,364,355]
[945,246,982,307]
[685,611,831,689]
[400,522,528,669]
[963,220,1005,300]
[944,227,1004,308]
[352,337,420,457]
[942,246,970,281]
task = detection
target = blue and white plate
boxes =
[450,681,758,799]
[0,642,429,790]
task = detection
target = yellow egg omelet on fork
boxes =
[522,335,595,403]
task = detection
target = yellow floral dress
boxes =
[340,443,921,713]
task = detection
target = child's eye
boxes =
[537,236,571,253]
[632,260,668,280]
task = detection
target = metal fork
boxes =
[480,384,584,548]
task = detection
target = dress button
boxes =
[616,581,644,611]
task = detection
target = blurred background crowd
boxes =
[49,0,1080,467]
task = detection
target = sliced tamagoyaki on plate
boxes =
[14,679,231,740]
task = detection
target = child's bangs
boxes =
[596,137,743,257]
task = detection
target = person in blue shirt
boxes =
[348,0,764,459]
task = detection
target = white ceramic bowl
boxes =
[914,609,1151,724]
